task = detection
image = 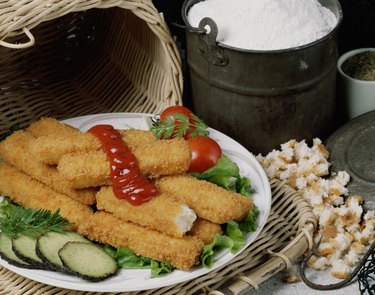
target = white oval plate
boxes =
[0,113,271,292]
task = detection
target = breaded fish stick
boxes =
[0,131,96,205]
[27,117,79,137]
[78,212,204,270]
[58,138,191,189]
[156,175,253,224]
[0,163,93,230]
[188,218,223,245]
[29,129,157,165]
[96,186,196,237]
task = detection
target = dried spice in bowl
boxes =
[341,51,375,81]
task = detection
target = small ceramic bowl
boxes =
[337,48,375,120]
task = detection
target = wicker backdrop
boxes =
[0,0,183,133]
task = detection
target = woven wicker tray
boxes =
[0,1,317,294]
[0,179,317,295]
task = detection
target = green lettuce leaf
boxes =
[201,234,233,268]
[200,205,259,268]
[239,206,260,232]
[149,260,175,278]
[103,246,174,277]
[0,197,15,219]
[191,156,251,197]
[193,156,259,268]
[225,221,246,253]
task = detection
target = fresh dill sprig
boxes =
[150,113,209,139]
[0,204,71,239]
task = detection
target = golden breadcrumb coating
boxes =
[29,128,156,165]
[156,174,253,224]
[78,212,204,270]
[0,163,93,230]
[188,218,223,245]
[27,117,79,137]
[57,138,191,188]
[0,130,96,205]
[96,186,196,237]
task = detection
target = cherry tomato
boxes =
[160,106,195,139]
[160,105,193,122]
[187,136,222,173]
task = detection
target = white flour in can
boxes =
[187,0,338,50]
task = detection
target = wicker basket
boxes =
[0,0,183,134]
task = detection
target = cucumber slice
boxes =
[12,235,45,269]
[0,233,32,268]
[59,241,118,281]
[36,231,90,271]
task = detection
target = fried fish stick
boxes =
[156,175,253,224]
[188,218,223,245]
[29,129,157,164]
[0,131,96,205]
[58,151,112,188]
[96,186,196,237]
[29,133,100,164]
[118,129,157,148]
[133,138,191,178]
[27,117,79,137]
[58,138,191,188]
[78,212,204,270]
[0,163,93,230]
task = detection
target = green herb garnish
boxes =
[150,113,209,139]
[0,197,71,238]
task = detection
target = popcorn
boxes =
[331,233,352,252]
[280,140,296,162]
[295,176,307,190]
[257,138,375,279]
[331,259,352,279]
[344,249,361,266]
[351,241,366,254]
[336,171,351,186]
[307,256,329,270]
[319,207,337,227]
[318,242,334,256]
[364,210,375,221]
[279,163,298,180]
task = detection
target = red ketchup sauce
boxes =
[88,124,157,205]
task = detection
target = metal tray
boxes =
[325,110,375,210]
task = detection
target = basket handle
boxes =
[0,27,35,49]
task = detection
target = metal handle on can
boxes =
[197,17,228,66]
